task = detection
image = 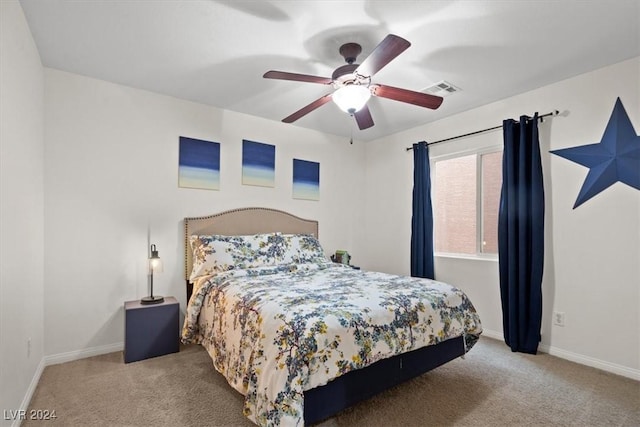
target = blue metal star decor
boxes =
[551,97,640,208]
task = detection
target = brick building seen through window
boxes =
[433,150,502,255]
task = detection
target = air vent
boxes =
[422,80,461,97]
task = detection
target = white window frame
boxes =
[430,144,502,261]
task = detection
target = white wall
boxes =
[0,1,45,424]
[43,68,366,356]
[361,57,640,378]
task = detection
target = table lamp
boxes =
[141,243,164,305]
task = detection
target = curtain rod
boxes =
[405,110,560,151]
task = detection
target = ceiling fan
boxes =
[263,34,444,130]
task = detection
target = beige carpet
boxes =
[24,337,639,426]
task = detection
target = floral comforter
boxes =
[182,261,482,426]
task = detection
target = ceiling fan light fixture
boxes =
[332,85,371,114]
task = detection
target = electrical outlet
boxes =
[27,338,31,357]
[553,311,565,327]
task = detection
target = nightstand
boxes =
[124,296,179,363]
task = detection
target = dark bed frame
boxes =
[184,207,467,425]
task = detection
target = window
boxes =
[433,149,502,256]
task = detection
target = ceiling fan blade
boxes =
[282,93,333,123]
[263,70,333,85]
[353,105,374,130]
[355,34,411,77]
[371,84,443,110]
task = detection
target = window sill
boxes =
[435,253,498,262]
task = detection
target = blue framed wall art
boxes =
[292,158,320,201]
[178,136,220,190]
[242,139,275,187]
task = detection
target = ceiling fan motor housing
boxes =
[332,64,359,83]
[334,42,364,85]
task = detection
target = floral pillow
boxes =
[278,233,328,265]
[189,233,282,281]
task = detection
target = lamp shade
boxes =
[149,244,163,273]
[141,243,164,305]
[332,85,371,114]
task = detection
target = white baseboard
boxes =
[480,328,503,341]
[538,343,640,381]
[43,342,123,366]
[12,358,46,427]
[480,328,640,381]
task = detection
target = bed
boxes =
[181,207,482,426]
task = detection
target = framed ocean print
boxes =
[242,139,275,187]
[178,136,220,190]
[292,158,320,201]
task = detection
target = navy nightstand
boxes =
[124,296,179,363]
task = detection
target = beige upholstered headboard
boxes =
[184,207,319,288]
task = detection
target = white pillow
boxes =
[278,234,328,265]
[189,233,281,281]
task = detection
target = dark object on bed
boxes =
[184,207,474,425]
[304,335,465,424]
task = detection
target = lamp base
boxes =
[140,295,164,305]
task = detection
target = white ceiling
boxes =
[19,0,640,141]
